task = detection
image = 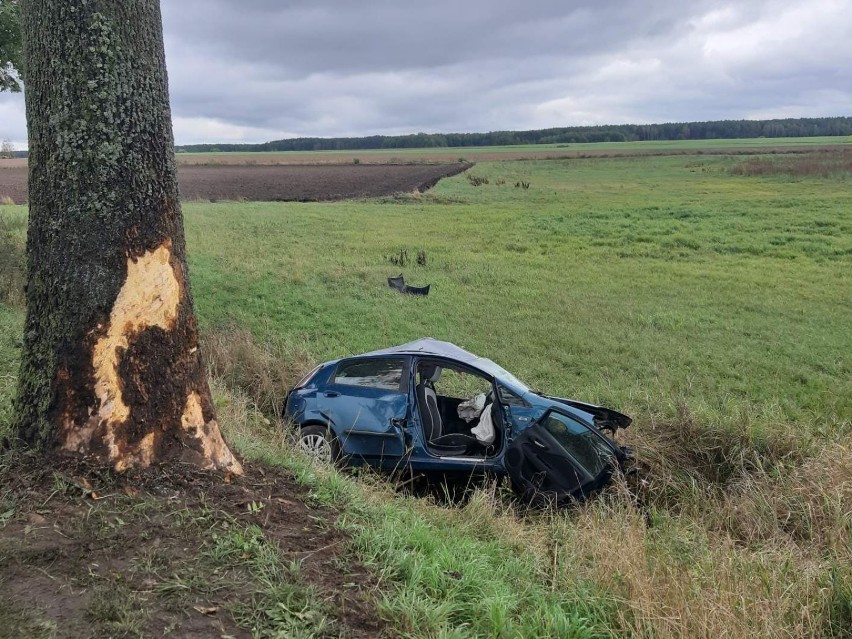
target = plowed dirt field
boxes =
[0,162,471,204]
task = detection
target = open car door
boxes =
[505,409,620,505]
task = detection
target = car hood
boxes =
[544,396,632,431]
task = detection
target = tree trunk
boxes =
[14,0,241,474]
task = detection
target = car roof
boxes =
[363,337,479,362]
[360,338,530,391]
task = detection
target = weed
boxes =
[246,500,265,515]
[386,249,410,267]
[0,605,58,639]
[207,521,336,638]
[0,505,14,526]
[824,566,852,639]
[466,173,489,186]
[385,248,427,268]
[234,582,333,639]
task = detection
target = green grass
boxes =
[181,154,851,433]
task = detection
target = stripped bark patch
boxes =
[92,242,181,431]
[181,392,243,474]
[60,244,180,458]
[52,239,242,473]
[54,242,223,472]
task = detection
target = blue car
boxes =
[284,338,632,504]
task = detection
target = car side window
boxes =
[333,358,405,392]
[542,412,614,477]
[497,384,527,406]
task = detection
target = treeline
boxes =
[176,116,852,153]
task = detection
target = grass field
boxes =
[179,153,852,433]
[1,148,850,637]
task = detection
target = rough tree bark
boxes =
[14,0,241,473]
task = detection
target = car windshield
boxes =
[477,359,530,393]
[541,412,614,478]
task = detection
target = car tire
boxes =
[297,424,340,464]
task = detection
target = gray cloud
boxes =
[1,0,850,146]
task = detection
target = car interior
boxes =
[415,361,503,457]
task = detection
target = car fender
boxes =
[293,410,333,432]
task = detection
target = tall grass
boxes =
[202,327,315,419]
[0,213,25,306]
[730,149,852,177]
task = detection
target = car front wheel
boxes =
[297,424,339,464]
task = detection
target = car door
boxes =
[504,409,618,504]
[322,357,410,465]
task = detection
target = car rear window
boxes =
[333,358,405,392]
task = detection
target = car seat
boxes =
[416,364,478,455]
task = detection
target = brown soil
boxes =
[0,450,384,638]
[0,163,471,204]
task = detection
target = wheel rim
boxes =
[299,432,332,463]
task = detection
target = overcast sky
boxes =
[2,0,851,147]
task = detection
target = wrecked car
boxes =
[283,338,632,505]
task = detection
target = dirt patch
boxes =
[178,163,471,202]
[0,163,471,204]
[0,450,384,638]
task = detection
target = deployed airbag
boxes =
[458,393,495,445]
[458,393,486,422]
[471,406,495,445]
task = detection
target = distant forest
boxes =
[177,116,852,153]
